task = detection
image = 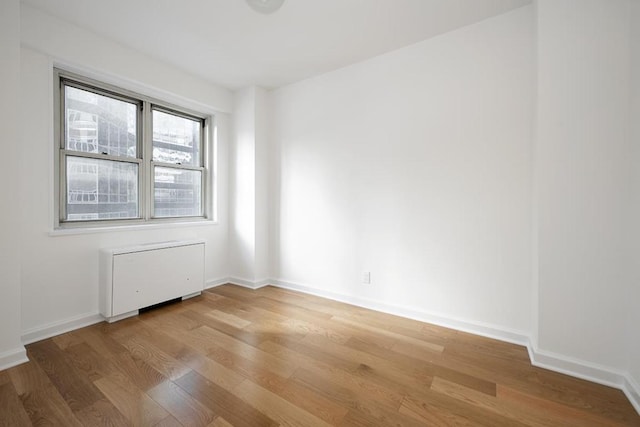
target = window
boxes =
[55,70,212,227]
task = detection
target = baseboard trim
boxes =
[270,279,529,346]
[206,276,270,290]
[528,346,626,389]
[623,375,640,415]
[21,312,104,345]
[528,347,640,414]
[0,346,28,371]
[205,277,231,289]
[228,277,270,290]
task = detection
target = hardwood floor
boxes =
[1,284,639,426]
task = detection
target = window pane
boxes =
[65,85,137,158]
[154,167,202,217]
[66,157,138,221]
[152,110,201,166]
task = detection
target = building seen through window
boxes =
[61,81,205,223]
[65,86,138,220]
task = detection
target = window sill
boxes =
[49,219,217,237]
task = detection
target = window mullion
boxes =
[143,100,152,220]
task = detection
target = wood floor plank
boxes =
[497,383,631,426]
[141,314,290,392]
[154,414,184,427]
[278,376,350,425]
[346,334,496,396]
[52,330,85,350]
[260,339,404,409]
[73,397,130,427]
[116,334,192,382]
[0,381,32,427]
[292,365,404,414]
[208,285,260,302]
[1,284,638,426]
[208,416,234,427]
[111,351,168,393]
[206,309,252,329]
[206,343,290,393]
[206,300,291,325]
[301,330,435,397]
[0,370,10,386]
[332,315,445,353]
[174,370,278,427]
[399,396,485,427]
[117,321,246,391]
[399,393,526,427]
[64,342,122,383]
[28,340,105,412]
[233,378,334,426]
[8,360,84,427]
[431,376,627,427]
[94,376,169,427]
[180,308,303,348]
[147,380,216,427]
[192,324,297,379]
[250,296,334,322]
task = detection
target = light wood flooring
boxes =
[1,284,639,426]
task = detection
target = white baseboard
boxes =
[0,346,28,371]
[21,312,104,345]
[205,277,232,289]
[205,277,270,290]
[527,347,640,415]
[528,346,626,389]
[228,277,270,290]
[623,375,640,415]
[270,278,529,346]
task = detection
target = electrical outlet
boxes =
[363,271,371,284]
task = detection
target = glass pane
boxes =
[154,167,202,217]
[152,110,201,166]
[66,157,139,221]
[65,85,137,158]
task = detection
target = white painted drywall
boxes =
[230,87,257,281]
[270,6,534,334]
[18,8,232,335]
[536,0,633,371]
[0,0,26,366]
[255,88,271,281]
[230,87,270,283]
[629,0,640,390]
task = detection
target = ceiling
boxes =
[22,0,531,90]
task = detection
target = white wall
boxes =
[255,88,270,281]
[535,0,633,372]
[0,0,27,368]
[629,0,640,393]
[270,6,534,334]
[230,87,270,283]
[230,87,257,280]
[19,6,232,338]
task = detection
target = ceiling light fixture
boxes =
[245,0,285,15]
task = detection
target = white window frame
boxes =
[54,69,214,229]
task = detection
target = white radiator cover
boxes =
[99,240,205,322]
